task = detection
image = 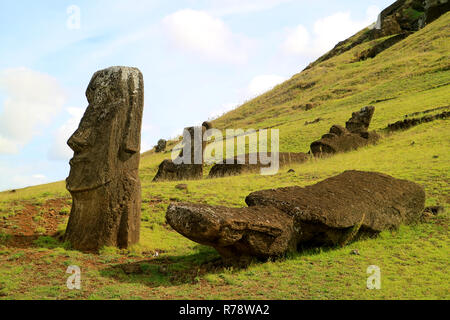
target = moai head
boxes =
[66,66,144,192]
[345,106,375,134]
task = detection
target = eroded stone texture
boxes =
[65,66,144,252]
[310,107,380,156]
[166,171,425,264]
[153,126,206,181]
[246,171,425,245]
[345,106,376,133]
[153,160,203,182]
[166,203,296,265]
[155,139,167,153]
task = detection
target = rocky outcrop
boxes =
[167,171,426,265]
[155,139,167,153]
[310,106,380,156]
[357,32,410,61]
[65,66,144,252]
[386,110,449,131]
[208,152,309,178]
[306,0,449,69]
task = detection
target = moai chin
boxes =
[65,66,144,252]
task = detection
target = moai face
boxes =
[66,67,144,192]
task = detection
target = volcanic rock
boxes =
[166,171,425,264]
[166,203,296,265]
[246,171,425,246]
[208,152,309,178]
[155,139,167,153]
[310,107,380,156]
[65,66,144,252]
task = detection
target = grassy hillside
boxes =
[0,13,448,300]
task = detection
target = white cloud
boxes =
[0,67,66,154]
[282,25,310,56]
[208,102,240,120]
[210,74,286,120]
[207,0,294,16]
[32,174,46,180]
[283,6,381,57]
[162,9,252,63]
[246,74,287,97]
[48,107,84,161]
[0,163,51,191]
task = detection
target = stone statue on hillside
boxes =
[167,171,425,265]
[153,125,206,181]
[310,106,379,156]
[155,139,167,153]
[65,66,144,252]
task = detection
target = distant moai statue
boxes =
[153,125,207,182]
[65,66,144,252]
[177,126,207,165]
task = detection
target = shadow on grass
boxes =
[99,245,228,288]
[99,243,347,289]
[1,234,69,250]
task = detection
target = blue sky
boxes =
[0,0,394,191]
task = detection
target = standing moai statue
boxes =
[153,125,207,181]
[179,126,207,165]
[65,66,144,252]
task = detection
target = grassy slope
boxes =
[0,13,449,300]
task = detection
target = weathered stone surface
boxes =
[153,160,203,182]
[311,107,380,156]
[202,121,213,130]
[311,130,380,155]
[153,126,206,182]
[155,139,167,153]
[246,171,426,246]
[357,33,410,61]
[305,0,449,70]
[65,66,144,252]
[178,126,207,164]
[166,171,425,264]
[386,111,449,132]
[208,152,309,178]
[166,203,296,265]
[346,106,376,133]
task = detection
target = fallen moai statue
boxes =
[310,106,380,156]
[208,152,309,178]
[167,171,425,265]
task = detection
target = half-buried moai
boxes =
[65,66,144,252]
[310,106,379,156]
[153,125,206,181]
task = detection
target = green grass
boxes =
[0,12,448,300]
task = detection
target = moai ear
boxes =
[123,72,144,154]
